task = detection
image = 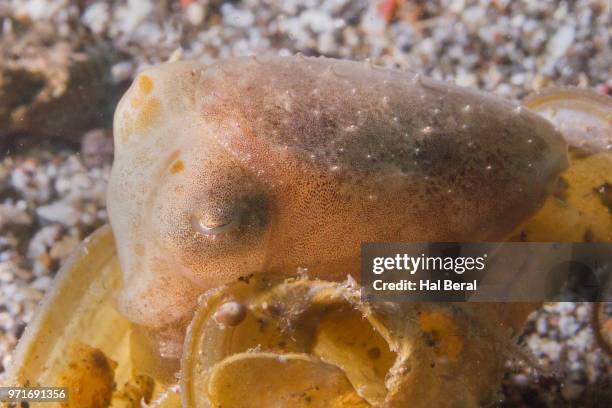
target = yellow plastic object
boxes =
[2,226,131,389]
[250,279,394,404]
[180,275,316,407]
[181,275,531,408]
[206,352,369,408]
[0,226,177,407]
[312,308,395,404]
[180,276,375,407]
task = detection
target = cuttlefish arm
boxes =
[107,56,568,330]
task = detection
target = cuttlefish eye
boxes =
[185,186,270,241]
[147,159,273,293]
[191,211,240,237]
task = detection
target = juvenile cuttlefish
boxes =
[107,56,569,338]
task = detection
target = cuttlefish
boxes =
[107,56,569,332]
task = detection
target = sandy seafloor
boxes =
[0,0,610,406]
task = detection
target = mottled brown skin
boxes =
[107,56,567,331]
